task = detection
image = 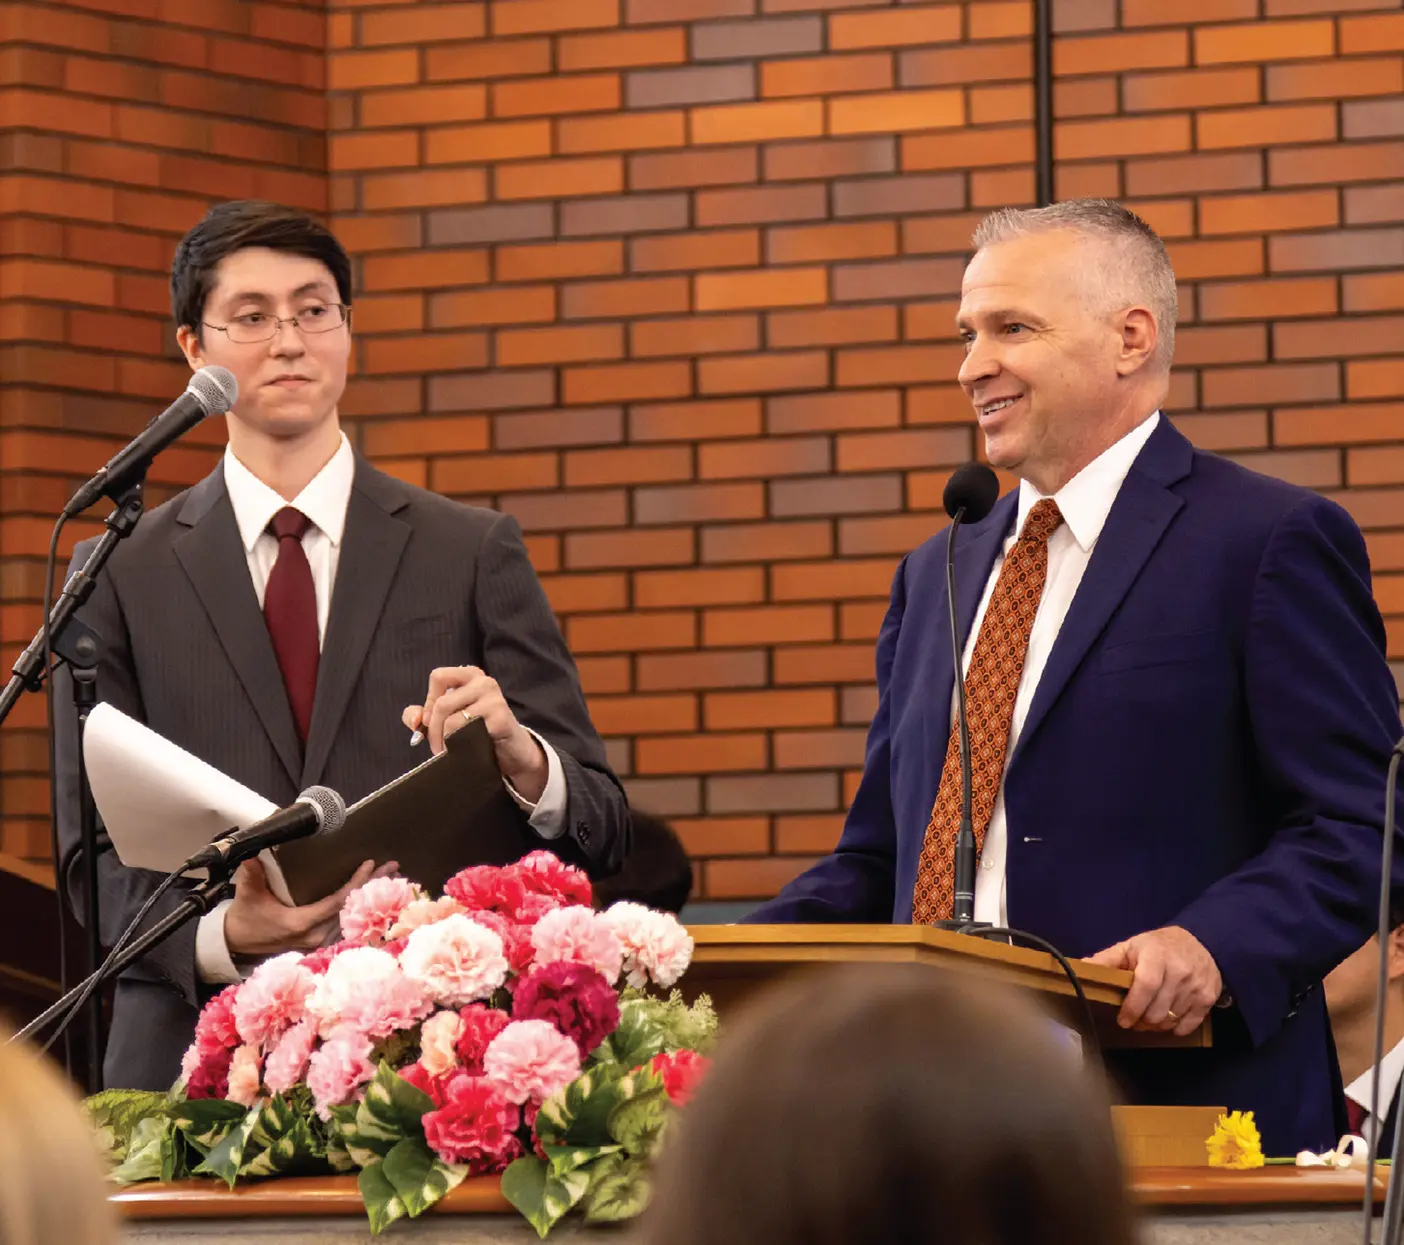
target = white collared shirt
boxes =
[961,412,1163,926]
[196,434,566,983]
[1344,1036,1404,1146]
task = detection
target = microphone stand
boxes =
[935,506,989,934]
[0,483,146,1086]
[13,875,233,1050]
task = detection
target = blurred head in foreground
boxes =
[0,1030,117,1245]
[958,197,1176,496]
[636,964,1134,1245]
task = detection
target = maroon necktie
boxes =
[263,507,319,749]
[1347,1099,1368,1135]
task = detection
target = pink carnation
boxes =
[513,961,619,1059]
[194,984,240,1050]
[530,906,624,983]
[181,1042,233,1100]
[419,1009,463,1078]
[468,909,536,975]
[306,1033,376,1120]
[516,851,594,908]
[299,940,355,974]
[263,1018,317,1095]
[455,1003,511,1075]
[399,914,508,1007]
[306,946,433,1040]
[601,902,693,988]
[340,876,422,946]
[233,952,317,1049]
[650,1049,709,1107]
[483,1019,581,1106]
[389,895,465,939]
[226,1044,263,1107]
[422,1073,524,1173]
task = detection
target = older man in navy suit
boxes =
[748,198,1402,1155]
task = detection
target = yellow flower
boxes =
[1206,1110,1265,1169]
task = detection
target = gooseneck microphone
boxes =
[184,786,346,872]
[941,463,1000,928]
[62,366,238,518]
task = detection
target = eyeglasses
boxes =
[203,303,351,345]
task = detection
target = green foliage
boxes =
[581,1151,652,1224]
[501,1155,590,1240]
[630,990,718,1056]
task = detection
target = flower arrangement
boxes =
[87,852,715,1237]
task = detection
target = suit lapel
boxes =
[301,459,412,788]
[1010,418,1192,766]
[173,466,303,788]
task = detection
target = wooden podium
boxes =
[685,924,1211,1051]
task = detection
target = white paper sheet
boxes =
[83,703,293,902]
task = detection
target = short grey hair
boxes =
[971,198,1177,370]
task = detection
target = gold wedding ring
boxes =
[1165,1009,1179,1022]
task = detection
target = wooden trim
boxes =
[0,853,53,890]
[110,1168,1386,1221]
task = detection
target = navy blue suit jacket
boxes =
[749,418,1402,1155]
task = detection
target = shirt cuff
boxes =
[195,900,242,985]
[504,729,566,840]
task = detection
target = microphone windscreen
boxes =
[297,785,347,836]
[942,463,1000,524]
[189,365,238,414]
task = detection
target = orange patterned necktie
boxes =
[911,498,1064,924]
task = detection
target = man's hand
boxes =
[402,665,547,803]
[224,857,377,959]
[1087,925,1222,1036]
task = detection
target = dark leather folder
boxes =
[272,718,539,906]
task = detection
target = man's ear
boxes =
[1114,307,1157,377]
[1385,925,1404,982]
[175,324,204,371]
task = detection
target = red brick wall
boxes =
[4,0,1404,905]
[0,0,327,858]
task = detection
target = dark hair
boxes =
[170,200,352,336]
[593,811,693,914]
[637,964,1136,1245]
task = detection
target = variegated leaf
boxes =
[192,1108,260,1188]
[110,1116,169,1185]
[582,1152,652,1224]
[358,1160,408,1236]
[501,1156,591,1240]
[542,1142,622,1179]
[380,1136,468,1219]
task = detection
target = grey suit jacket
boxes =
[54,455,628,1090]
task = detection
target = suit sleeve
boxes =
[1174,495,1404,1046]
[744,556,908,923]
[52,540,206,1010]
[474,512,630,878]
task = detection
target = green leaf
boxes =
[582,1151,652,1224]
[109,1116,169,1185]
[542,1142,622,1178]
[340,1063,435,1165]
[633,991,718,1056]
[192,1108,260,1188]
[86,1089,171,1164]
[169,1098,246,1153]
[607,1072,669,1155]
[501,1156,590,1240]
[589,998,666,1071]
[358,1160,408,1236]
[380,1136,468,1219]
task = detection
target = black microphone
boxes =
[940,463,1000,928]
[62,366,238,518]
[184,786,346,872]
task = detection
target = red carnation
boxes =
[184,1045,234,1100]
[466,909,536,974]
[422,1072,524,1173]
[514,851,593,908]
[444,866,528,919]
[512,961,620,1059]
[455,1002,511,1075]
[649,1049,710,1107]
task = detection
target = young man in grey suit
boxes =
[54,201,630,1090]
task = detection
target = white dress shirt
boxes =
[196,434,567,983]
[959,412,1162,927]
[1344,1036,1404,1147]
